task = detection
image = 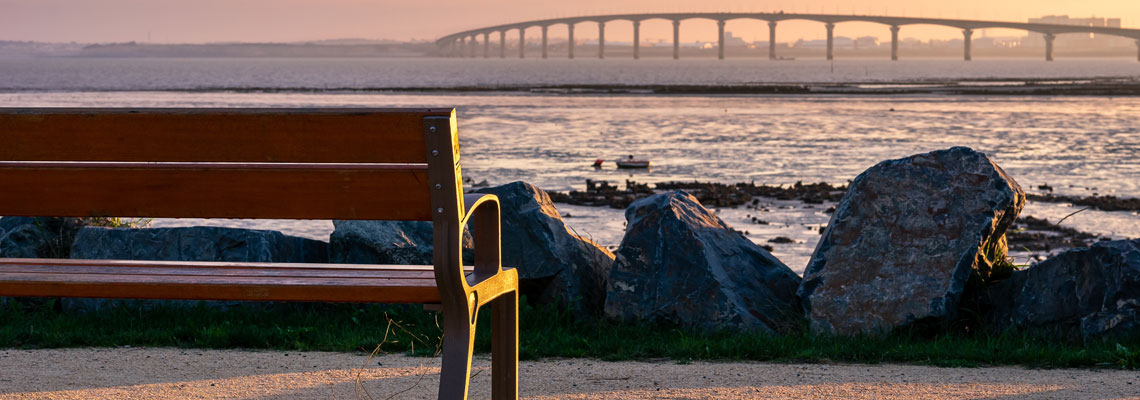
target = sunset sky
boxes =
[2,0,1139,44]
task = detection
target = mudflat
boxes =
[0,348,1137,399]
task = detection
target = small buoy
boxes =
[592,159,604,168]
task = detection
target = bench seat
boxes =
[0,258,473,303]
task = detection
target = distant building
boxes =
[1024,15,1130,48]
[724,31,749,47]
[974,34,1023,49]
[793,37,854,48]
[899,37,925,48]
[853,36,879,49]
[582,40,633,46]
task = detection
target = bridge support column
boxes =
[541,26,548,59]
[633,20,641,60]
[672,20,680,60]
[598,22,605,59]
[890,25,899,61]
[768,21,778,60]
[963,28,973,61]
[483,33,489,58]
[469,36,477,58]
[1044,33,1055,61]
[825,23,835,61]
[717,20,726,60]
[1136,39,1140,62]
[499,31,506,58]
[459,37,466,58]
[568,24,575,59]
[519,29,525,59]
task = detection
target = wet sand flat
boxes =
[1,348,1139,399]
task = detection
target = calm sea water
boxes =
[3,57,1138,271]
[1,57,1139,90]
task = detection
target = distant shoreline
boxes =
[3,79,1139,96]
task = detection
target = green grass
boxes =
[2,298,1138,369]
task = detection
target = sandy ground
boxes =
[1,349,1139,399]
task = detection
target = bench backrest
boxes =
[0,108,463,221]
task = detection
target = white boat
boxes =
[615,157,651,169]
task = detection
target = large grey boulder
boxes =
[981,239,1140,341]
[331,220,437,265]
[64,226,328,311]
[329,220,474,265]
[0,217,85,258]
[476,182,615,314]
[798,147,1025,335]
[71,226,328,263]
[604,191,802,332]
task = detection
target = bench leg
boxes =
[492,290,519,400]
[438,307,476,400]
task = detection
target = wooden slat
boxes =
[0,108,454,163]
[0,273,445,303]
[0,260,474,280]
[0,162,432,220]
[0,259,479,303]
[1,258,474,273]
[0,264,441,280]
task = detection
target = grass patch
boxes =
[2,298,1138,369]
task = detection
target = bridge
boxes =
[437,13,1140,61]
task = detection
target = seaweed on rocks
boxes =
[1006,216,1107,253]
[1026,193,1140,212]
[548,180,848,210]
[547,179,653,209]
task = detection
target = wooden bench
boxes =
[0,108,518,400]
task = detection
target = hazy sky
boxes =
[3,0,1139,44]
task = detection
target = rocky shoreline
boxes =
[548,178,1113,256]
[1027,192,1140,212]
[3,147,1139,342]
[547,179,846,209]
[169,78,1140,96]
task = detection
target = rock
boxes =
[798,147,1025,336]
[981,239,1140,341]
[63,226,328,312]
[0,222,51,258]
[329,220,474,265]
[603,191,802,332]
[71,226,328,263]
[476,182,615,314]
[330,220,437,265]
[0,217,85,258]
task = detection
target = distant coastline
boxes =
[1,55,1138,96]
[2,39,1138,59]
[4,80,1138,96]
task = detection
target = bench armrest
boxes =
[460,193,503,282]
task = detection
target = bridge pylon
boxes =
[717,20,726,60]
[568,24,575,59]
[633,21,641,60]
[962,29,973,61]
[890,26,900,61]
[1044,33,1055,61]
[825,23,835,61]
[768,21,778,60]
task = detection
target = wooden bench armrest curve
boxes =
[460,193,504,282]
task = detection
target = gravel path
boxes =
[1,348,1138,399]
